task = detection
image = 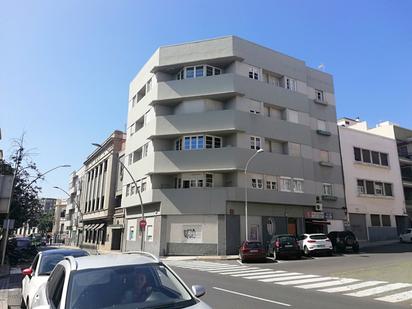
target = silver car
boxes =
[31,252,211,309]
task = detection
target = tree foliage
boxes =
[37,211,54,234]
[8,136,43,228]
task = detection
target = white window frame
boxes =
[292,178,304,193]
[146,225,153,242]
[248,66,260,80]
[322,183,333,196]
[317,119,327,131]
[357,179,365,194]
[374,182,384,195]
[315,89,324,102]
[177,65,222,80]
[279,177,292,192]
[284,76,297,91]
[250,136,262,150]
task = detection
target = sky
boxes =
[1,0,411,198]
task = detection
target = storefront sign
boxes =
[182,225,202,243]
[304,211,324,219]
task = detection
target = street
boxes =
[3,242,412,308]
[168,243,412,309]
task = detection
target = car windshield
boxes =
[310,234,328,240]
[16,240,31,247]
[39,252,88,275]
[279,236,295,243]
[246,242,262,248]
[66,263,196,309]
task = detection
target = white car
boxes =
[31,252,211,309]
[298,233,333,256]
[21,248,88,308]
[400,228,412,243]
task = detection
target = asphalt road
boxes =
[168,243,412,309]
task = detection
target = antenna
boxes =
[317,64,325,71]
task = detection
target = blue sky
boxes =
[1,0,411,198]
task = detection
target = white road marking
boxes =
[217,267,261,274]
[297,278,360,289]
[213,287,291,307]
[244,272,290,279]
[191,266,244,271]
[277,277,337,286]
[236,260,243,266]
[209,267,251,273]
[259,273,303,282]
[231,270,275,277]
[345,283,412,297]
[375,290,412,303]
[319,281,387,293]
[260,275,318,282]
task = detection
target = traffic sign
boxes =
[139,219,147,230]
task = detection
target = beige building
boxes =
[79,130,125,251]
[338,118,409,241]
[52,199,67,241]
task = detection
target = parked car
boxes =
[267,234,301,259]
[31,253,211,309]
[298,233,333,256]
[400,228,412,243]
[6,237,37,266]
[239,241,267,262]
[21,248,89,309]
[327,231,359,253]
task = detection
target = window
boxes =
[250,110,260,115]
[141,178,147,192]
[214,137,221,148]
[195,66,204,78]
[133,149,142,163]
[322,183,333,196]
[128,154,133,165]
[365,180,375,194]
[130,184,135,195]
[293,179,304,193]
[381,215,391,227]
[371,151,380,165]
[266,181,277,190]
[317,120,327,131]
[248,66,259,80]
[47,265,65,308]
[131,95,137,108]
[362,149,371,163]
[380,153,389,166]
[371,214,381,227]
[320,150,329,162]
[357,179,365,194]
[354,147,362,161]
[384,183,393,196]
[251,177,263,189]
[280,177,292,192]
[250,136,261,150]
[126,184,130,196]
[288,110,299,124]
[177,65,222,80]
[206,66,213,76]
[146,78,152,93]
[186,67,194,78]
[142,143,149,158]
[128,225,136,241]
[146,225,153,241]
[374,182,384,195]
[315,89,324,102]
[284,77,297,91]
[178,135,220,150]
[205,174,213,187]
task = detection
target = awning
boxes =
[310,220,331,225]
[84,224,92,230]
[94,224,105,230]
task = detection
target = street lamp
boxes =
[244,149,264,241]
[1,163,71,265]
[92,143,146,251]
[53,186,83,247]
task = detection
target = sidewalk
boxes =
[358,239,400,249]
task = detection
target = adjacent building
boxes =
[122,36,346,256]
[52,199,67,241]
[79,130,126,251]
[39,198,57,214]
[338,118,408,241]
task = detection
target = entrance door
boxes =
[111,229,122,250]
[287,218,297,235]
[349,213,367,240]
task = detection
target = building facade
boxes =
[52,199,67,242]
[39,198,57,214]
[338,118,408,241]
[79,131,125,251]
[122,36,346,256]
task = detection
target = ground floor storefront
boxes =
[123,201,346,256]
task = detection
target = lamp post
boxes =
[53,186,83,247]
[92,143,146,251]
[1,163,70,265]
[244,149,264,241]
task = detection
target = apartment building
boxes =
[79,130,125,251]
[122,36,346,255]
[52,199,67,241]
[367,121,412,227]
[39,198,56,214]
[338,118,408,241]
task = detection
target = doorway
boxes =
[111,229,122,250]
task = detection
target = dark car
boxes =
[267,234,301,259]
[6,237,37,265]
[239,241,266,262]
[327,231,359,253]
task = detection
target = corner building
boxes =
[123,36,346,255]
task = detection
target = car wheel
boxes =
[304,246,310,256]
[296,253,302,260]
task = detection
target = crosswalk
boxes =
[166,260,412,305]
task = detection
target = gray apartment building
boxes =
[122,36,346,256]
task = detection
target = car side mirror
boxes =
[22,268,33,278]
[191,285,206,298]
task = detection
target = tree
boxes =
[7,136,43,229]
[37,211,54,234]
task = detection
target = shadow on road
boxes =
[361,242,412,254]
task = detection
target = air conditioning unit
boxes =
[315,203,323,212]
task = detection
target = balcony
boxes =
[153,73,242,105]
